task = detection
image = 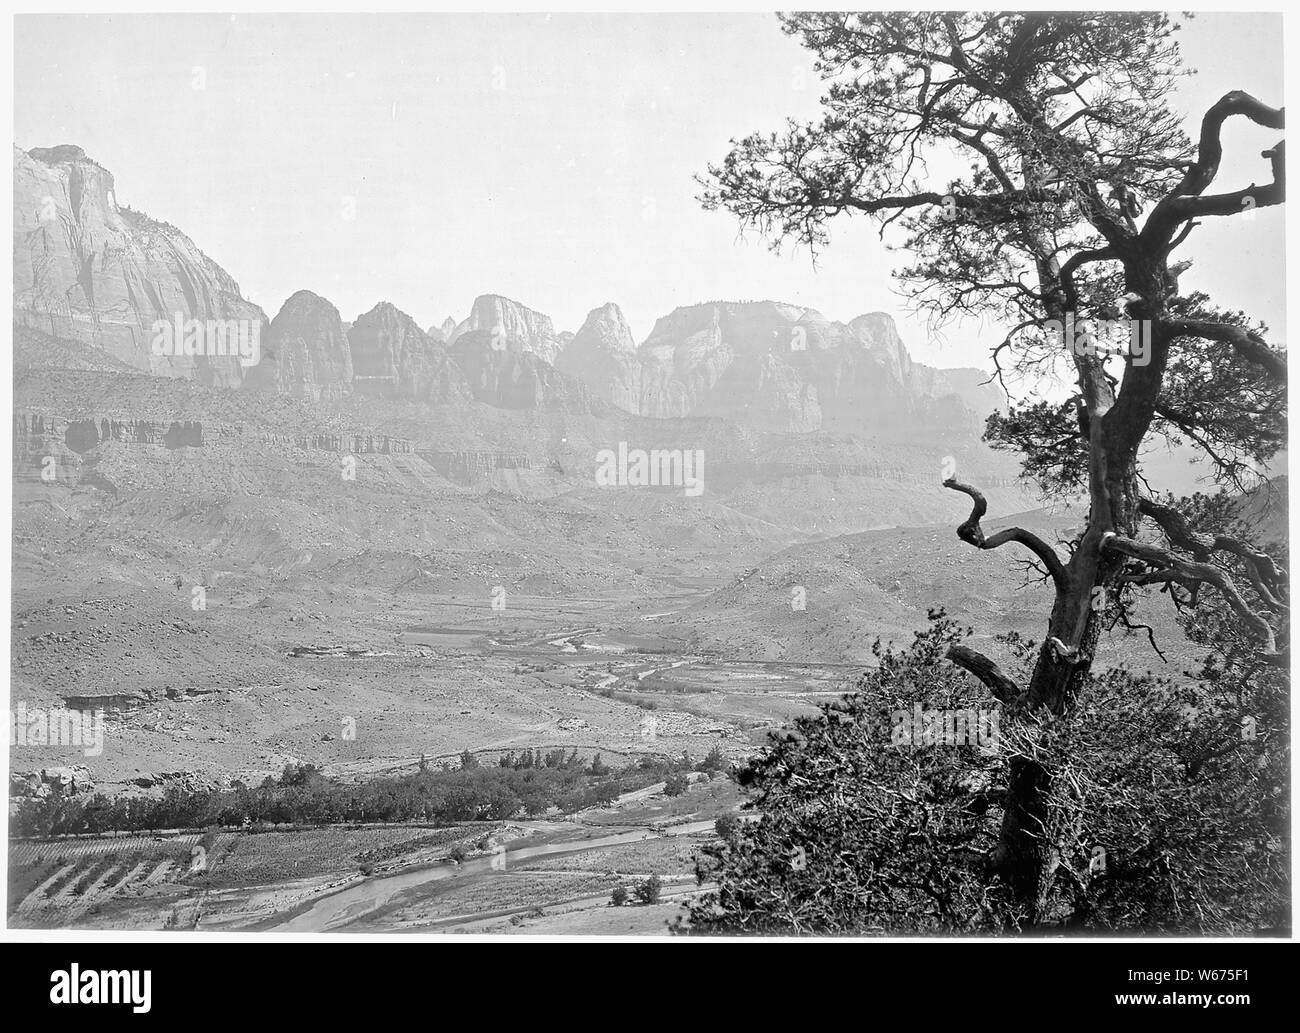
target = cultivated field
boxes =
[8,776,735,933]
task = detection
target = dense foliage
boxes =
[681,611,1287,934]
[10,752,705,837]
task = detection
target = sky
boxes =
[13,11,1286,367]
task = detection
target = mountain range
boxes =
[14,144,1004,442]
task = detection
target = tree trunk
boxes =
[993,453,1141,923]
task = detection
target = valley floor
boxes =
[9,467,1193,935]
[8,577,823,933]
[9,771,740,935]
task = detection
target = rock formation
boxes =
[12,143,1004,444]
[450,294,564,365]
[347,302,469,403]
[631,301,1002,436]
[556,302,642,413]
[426,316,458,344]
[13,145,266,388]
[243,290,354,401]
[450,329,608,412]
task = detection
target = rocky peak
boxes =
[28,143,97,166]
[847,312,912,377]
[634,299,1001,437]
[426,316,461,344]
[243,290,353,401]
[348,302,468,403]
[576,303,636,354]
[452,294,563,365]
[556,302,641,413]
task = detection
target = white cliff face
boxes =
[451,294,564,365]
[426,317,461,344]
[13,145,266,388]
[846,312,913,382]
[555,302,642,413]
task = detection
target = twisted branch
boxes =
[1160,318,1287,384]
[1138,498,1288,611]
[945,644,1022,704]
[1100,531,1281,659]
[1144,90,1286,248]
[944,478,1069,594]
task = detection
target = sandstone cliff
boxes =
[347,302,470,404]
[243,290,354,401]
[630,301,1002,437]
[450,329,609,413]
[450,294,564,365]
[556,302,642,413]
[13,145,266,388]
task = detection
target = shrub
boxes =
[635,874,662,905]
[678,613,1288,935]
[663,772,689,797]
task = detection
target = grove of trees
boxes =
[10,752,704,838]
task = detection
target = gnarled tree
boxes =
[700,11,1286,917]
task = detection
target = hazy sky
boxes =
[14,12,1285,367]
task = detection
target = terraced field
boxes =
[9,833,211,928]
[8,776,736,933]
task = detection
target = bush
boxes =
[611,884,629,907]
[635,874,662,905]
[678,613,1289,935]
[663,772,689,797]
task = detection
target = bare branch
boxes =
[1144,90,1286,246]
[1101,531,1281,658]
[945,644,1021,704]
[1161,318,1286,383]
[1108,595,1169,662]
[944,479,1069,593]
[1137,498,1215,556]
[1183,93,1285,196]
[1139,498,1289,612]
